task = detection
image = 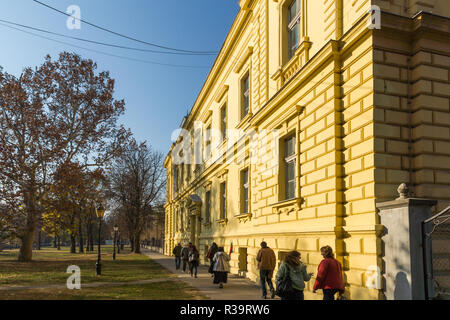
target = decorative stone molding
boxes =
[271,40,312,89]
[271,197,302,215]
[239,0,253,10]
[396,183,410,200]
[203,180,212,191]
[216,218,228,226]
[234,46,254,73]
[214,84,229,103]
[236,212,253,223]
[216,168,229,181]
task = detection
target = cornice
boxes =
[214,85,230,103]
[233,45,254,73]
[178,2,257,132]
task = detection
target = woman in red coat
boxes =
[313,246,345,300]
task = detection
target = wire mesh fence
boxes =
[430,220,450,300]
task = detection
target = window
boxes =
[241,168,249,214]
[288,0,301,60]
[180,163,184,187]
[180,208,184,231]
[186,162,191,182]
[205,125,212,159]
[194,128,202,167]
[241,73,250,119]
[173,166,179,193]
[205,190,211,223]
[220,182,227,220]
[221,104,227,142]
[284,135,296,200]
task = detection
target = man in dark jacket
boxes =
[172,243,182,270]
[180,243,190,273]
[256,241,276,299]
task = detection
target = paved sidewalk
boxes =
[142,249,272,300]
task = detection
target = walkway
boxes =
[142,249,270,300]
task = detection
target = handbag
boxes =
[275,264,295,298]
[208,262,214,274]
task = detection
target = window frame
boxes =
[205,124,212,160]
[284,134,297,200]
[220,181,227,220]
[241,167,250,214]
[287,0,301,60]
[205,190,211,224]
[241,72,250,120]
[220,103,227,142]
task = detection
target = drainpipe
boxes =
[336,0,344,39]
[407,57,414,196]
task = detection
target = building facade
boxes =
[164,0,450,299]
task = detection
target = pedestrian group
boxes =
[172,241,345,300]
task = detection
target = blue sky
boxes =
[0,0,239,153]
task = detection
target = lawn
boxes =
[0,281,204,300]
[0,246,207,300]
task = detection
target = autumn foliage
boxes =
[0,52,130,261]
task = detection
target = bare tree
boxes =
[107,141,166,253]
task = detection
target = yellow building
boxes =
[164,0,450,300]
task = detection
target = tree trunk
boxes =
[134,232,141,254]
[53,236,57,248]
[57,236,61,250]
[37,231,41,250]
[18,209,38,262]
[70,234,76,253]
[18,227,35,262]
[90,231,94,252]
[130,238,134,252]
[78,219,84,253]
[85,223,90,252]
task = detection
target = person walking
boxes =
[313,245,345,300]
[180,243,190,273]
[207,242,219,277]
[256,241,277,299]
[212,247,230,289]
[189,245,200,278]
[172,243,182,270]
[276,251,313,300]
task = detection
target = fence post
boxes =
[377,184,437,300]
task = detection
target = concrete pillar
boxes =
[377,184,437,300]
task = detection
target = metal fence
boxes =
[423,206,450,300]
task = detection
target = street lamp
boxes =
[113,225,118,260]
[117,231,121,254]
[95,204,105,276]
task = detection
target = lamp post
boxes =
[95,204,105,276]
[117,231,121,254]
[113,225,118,260]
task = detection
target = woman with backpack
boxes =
[212,247,230,289]
[188,245,200,278]
[275,251,313,300]
[313,246,345,300]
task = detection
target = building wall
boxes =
[164,0,450,300]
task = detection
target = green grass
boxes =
[0,246,173,287]
[0,281,205,300]
[0,246,208,300]
[0,246,173,286]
